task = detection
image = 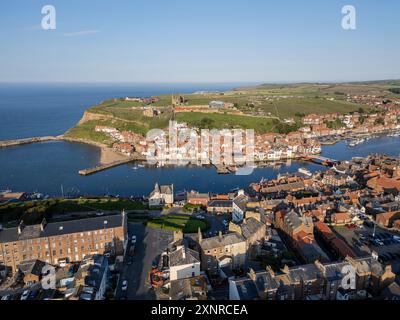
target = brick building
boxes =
[0,213,127,273]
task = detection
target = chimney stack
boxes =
[197,227,202,244]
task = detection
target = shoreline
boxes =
[0,129,398,175]
[0,135,130,166]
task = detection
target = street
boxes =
[115,223,173,300]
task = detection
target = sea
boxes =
[0,83,399,197]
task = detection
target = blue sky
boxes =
[0,0,399,83]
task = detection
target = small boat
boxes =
[298,167,312,177]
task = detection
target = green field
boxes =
[65,81,397,140]
[176,112,278,134]
[147,214,210,233]
[0,198,147,225]
[257,97,368,118]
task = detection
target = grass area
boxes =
[182,203,204,213]
[73,198,147,211]
[176,112,277,134]
[64,120,115,145]
[257,98,371,118]
[0,198,147,225]
[147,214,210,233]
[65,81,395,141]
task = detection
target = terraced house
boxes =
[0,213,127,273]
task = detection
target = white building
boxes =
[149,183,174,207]
[168,242,201,281]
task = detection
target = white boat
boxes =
[298,167,312,177]
[348,138,365,147]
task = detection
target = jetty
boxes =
[0,136,59,148]
[213,164,230,174]
[78,154,146,176]
[301,155,339,166]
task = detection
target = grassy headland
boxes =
[64,81,397,142]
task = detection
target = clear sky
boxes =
[0,0,399,83]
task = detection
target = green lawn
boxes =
[176,112,277,134]
[147,214,210,233]
[0,198,147,225]
[64,120,115,145]
[65,81,392,140]
[257,98,371,118]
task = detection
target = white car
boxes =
[1,295,11,300]
[20,290,30,300]
[131,235,137,243]
[121,280,128,291]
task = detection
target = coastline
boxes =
[0,135,130,166]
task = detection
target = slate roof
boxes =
[241,218,265,240]
[201,233,245,250]
[0,214,123,243]
[233,278,259,300]
[169,247,200,267]
[207,200,233,208]
[18,259,47,276]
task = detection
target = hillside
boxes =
[65,81,396,144]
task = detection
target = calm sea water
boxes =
[0,83,399,196]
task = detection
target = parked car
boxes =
[28,290,39,300]
[121,280,128,291]
[20,290,30,300]
[364,221,374,228]
[1,295,11,301]
[131,235,137,243]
